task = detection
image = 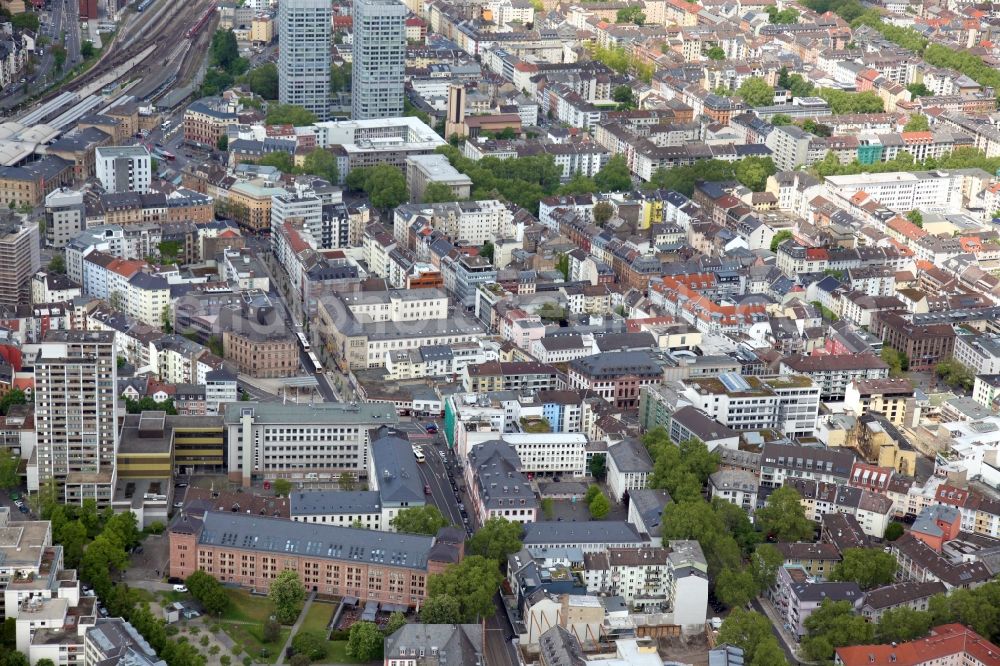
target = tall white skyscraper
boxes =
[352,0,407,120]
[31,331,118,505]
[278,0,332,120]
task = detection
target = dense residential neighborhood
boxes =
[3,0,1000,664]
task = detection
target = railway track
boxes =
[26,0,213,113]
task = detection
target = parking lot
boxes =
[1,488,35,521]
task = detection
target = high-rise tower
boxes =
[278,0,332,120]
[352,0,407,120]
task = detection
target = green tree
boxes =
[733,156,776,192]
[802,599,875,662]
[558,172,598,195]
[541,498,555,519]
[291,630,328,661]
[47,254,66,274]
[771,229,794,252]
[906,83,931,98]
[884,522,904,541]
[346,622,383,661]
[269,570,306,624]
[262,618,281,643]
[771,113,793,126]
[588,490,611,519]
[209,30,243,74]
[422,182,460,203]
[718,609,785,663]
[904,114,930,131]
[648,438,718,503]
[612,85,636,110]
[256,151,295,173]
[588,453,607,480]
[818,88,884,114]
[616,6,645,24]
[736,77,775,107]
[466,517,523,561]
[330,63,352,93]
[594,155,632,192]
[339,472,356,491]
[755,486,813,542]
[52,44,66,72]
[81,42,95,59]
[265,104,318,126]
[554,254,569,280]
[426,556,504,622]
[420,594,462,624]
[384,611,408,637]
[56,520,88,569]
[830,548,897,590]
[706,46,726,60]
[751,543,784,591]
[881,346,909,377]
[906,209,923,228]
[217,135,228,151]
[715,568,758,608]
[876,607,933,643]
[592,201,613,225]
[246,62,278,99]
[714,499,760,556]
[749,639,789,666]
[391,505,450,535]
[272,478,292,497]
[480,240,495,262]
[12,13,40,32]
[357,164,407,209]
[0,390,25,417]
[766,6,799,22]
[301,148,340,184]
[0,449,20,491]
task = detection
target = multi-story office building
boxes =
[224,402,398,486]
[351,0,406,120]
[30,331,118,505]
[681,373,821,437]
[0,217,40,306]
[95,146,152,194]
[278,0,331,120]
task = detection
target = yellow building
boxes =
[251,15,274,44]
[173,418,225,474]
[848,412,918,477]
[844,377,917,428]
[227,181,286,234]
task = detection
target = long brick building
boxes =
[169,512,463,605]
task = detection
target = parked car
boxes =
[18,505,28,514]
[424,484,431,495]
[172,585,188,593]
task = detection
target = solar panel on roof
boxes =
[719,372,750,392]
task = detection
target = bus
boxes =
[307,351,322,373]
[296,331,310,351]
[412,446,425,463]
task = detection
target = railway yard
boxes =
[16,0,218,127]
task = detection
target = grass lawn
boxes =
[221,621,289,664]
[327,640,370,664]
[132,588,155,604]
[299,601,336,635]
[221,589,273,624]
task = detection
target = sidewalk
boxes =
[274,591,316,666]
[753,597,803,664]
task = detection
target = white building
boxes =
[43,188,85,248]
[824,171,964,214]
[681,373,821,437]
[708,469,758,512]
[95,146,152,194]
[606,439,653,502]
[224,402,398,486]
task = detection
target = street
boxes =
[1,0,81,110]
[416,443,518,666]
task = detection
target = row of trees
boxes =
[814,146,1000,179]
[254,147,339,186]
[587,44,654,82]
[644,156,776,196]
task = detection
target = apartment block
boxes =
[30,331,118,505]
